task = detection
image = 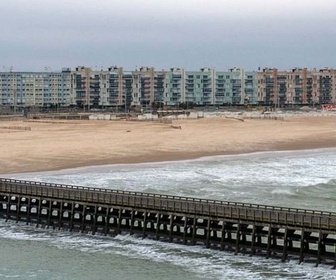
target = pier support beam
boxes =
[333,244,336,269]
[36,199,41,228]
[299,229,305,264]
[220,221,225,250]
[81,205,86,233]
[58,201,63,230]
[169,215,173,242]
[235,224,241,255]
[104,207,110,236]
[69,203,75,231]
[206,219,211,248]
[92,205,97,235]
[250,223,256,256]
[117,209,122,234]
[316,230,322,267]
[26,198,31,225]
[282,227,288,262]
[155,214,160,240]
[191,217,196,245]
[47,201,52,228]
[6,195,10,222]
[16,197,21,223]
[130,210,134,235]
[183,217,188,244]
[142,212,147,238]
[266,226,272,259]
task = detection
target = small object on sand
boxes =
[170,125,182,129]
[126,130,131,132]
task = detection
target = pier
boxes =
[1,177,336,267]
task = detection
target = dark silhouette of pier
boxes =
[1,177,336,267]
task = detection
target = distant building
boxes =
[165,68,186,106]
[0,70,71,109]
[166,67,258,106]
[258,68,336,107]
[132,67,165,108]
[0,66,335,110]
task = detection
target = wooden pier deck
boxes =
[1,177,336,267]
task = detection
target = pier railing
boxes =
[1,177,336,230]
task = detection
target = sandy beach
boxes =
[1,116,336,174]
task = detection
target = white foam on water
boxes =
[271,188,296,196]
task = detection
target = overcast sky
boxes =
[1,0,336,71]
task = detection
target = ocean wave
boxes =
[299,179,336,195]
[271,188,296,196]
[1,219,336,279]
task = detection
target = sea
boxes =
[1,148,336,280]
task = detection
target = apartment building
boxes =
[0,70,71,109]
[317,68,336,104]
[103,66,124,108]
[71,66,131,110]
[72,67,99,109]
[0,72,23,107]
[70,66,167,109]
[183,68,214,105]
[130,67,166,108]
[0,67,335,110]
[165,68,185,106]
[258,68,336,106]
[165,67,258,106]
[215,68,258,105]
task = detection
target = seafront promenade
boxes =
[1,177,336,267]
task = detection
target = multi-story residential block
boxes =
[258,68,276,106]
[317,68,336,104]
[130,67,166,108]
[0,72,22,107]
[218,68,258,105]
[227,68,245,105]
[50,69,72,107]
[214,68,258,105]
[166,67,258,106]
[0,70,71,110]
[0,67,335,111]
[123,71,133,109]
[72,66,131,110]
[105,66,124,108]
[165,68,186,106]
[183,68,215,105]
[258,68,336,107]
[72,66,99,109]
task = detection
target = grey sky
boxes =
[1,0,336,71]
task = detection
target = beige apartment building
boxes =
[258,68,336,107]
[70,66,166,110]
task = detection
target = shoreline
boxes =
[1,116,336,175]
[3,146,336,177]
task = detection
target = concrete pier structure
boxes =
[1,178,336,267]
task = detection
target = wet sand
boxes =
[1,116,336,174]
